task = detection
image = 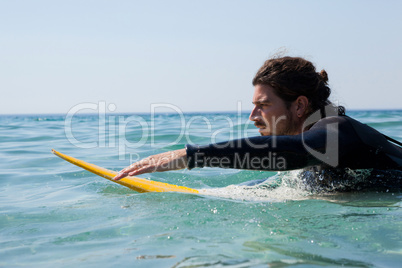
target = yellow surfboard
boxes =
[52,149,199,194]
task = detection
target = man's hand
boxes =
[112,149,188,180]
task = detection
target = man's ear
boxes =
[294,96,309,117]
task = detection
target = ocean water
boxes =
[1,110,401,267]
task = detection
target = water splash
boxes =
[198,168,398,202]
[199,171,311,202]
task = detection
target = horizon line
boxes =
[1,108,402,117]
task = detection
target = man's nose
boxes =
[249,107,259,121]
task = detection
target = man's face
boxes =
[249,84,298,136]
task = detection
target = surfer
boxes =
[113,56,402,191]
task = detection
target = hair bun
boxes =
[319,69,328,83]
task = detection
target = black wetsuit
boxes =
[186,116,402,191]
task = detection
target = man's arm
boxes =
[114,116,385,181]
[185,134,320,171]
[114,130,325,181]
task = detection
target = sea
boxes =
[1,110,401,267]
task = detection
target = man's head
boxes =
[249,56,344,136]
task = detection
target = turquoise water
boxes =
[1,110,401,267]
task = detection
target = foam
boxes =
[197,168,388,202]
[199,171,311,202]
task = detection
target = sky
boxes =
[1,0,401,115]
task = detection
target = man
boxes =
[113,56,402,191]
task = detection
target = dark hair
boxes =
[252,56,345,116]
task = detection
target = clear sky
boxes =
[1,0,401,114]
